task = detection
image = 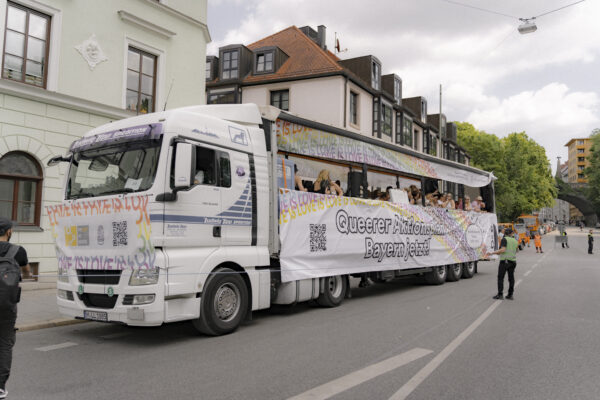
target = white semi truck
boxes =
[49,104,497,335]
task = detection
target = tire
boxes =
[192,267,248,336]
[461,262,475,279]
[425,266,447,285]
[316,275,347,307]
[446,263,462,282]
[518,243,523,251]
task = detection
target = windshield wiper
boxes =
[67,192,95,200]
[95,188,138,196]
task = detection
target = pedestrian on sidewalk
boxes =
[487,227,518,300]
[589,229,594,254]
[534,232,543,253]
[561,230,569,249]
[0,218,30,399]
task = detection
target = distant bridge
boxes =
[557,182,598,227]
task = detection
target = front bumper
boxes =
[56,269,165,327]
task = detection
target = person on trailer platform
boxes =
[488,227,518,300]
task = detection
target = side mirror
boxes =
[47,155,71,167]
[174,142,195,189]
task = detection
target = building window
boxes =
[350,91,358,126]
[395,113,402,144]
[2,2,51,87]
[371,61,380,90]
[126,47,156,114]
[578,173,585,179]
[222,50,238,79]
[394,78,401,103]
[420,99,427,123]
[578,157,585,162]
[0,152,42,226]
[373,99,380,136]
[577,140,584,145]
[381,103,392,137]
[578,165,585,171]
[422,130,429,154]
[578,149,584,153]
[430,135,438,157]
[207,90,236,104]
[403,116,412,147]
[255,51,273,73]
[270,89,289,111]
[413,129,419,150]
[205,60,211,80]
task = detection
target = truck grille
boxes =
[77,270,122,285]
[78,293,118,309]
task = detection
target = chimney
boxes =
[317,25,327,50]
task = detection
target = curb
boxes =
[16,318,89,332]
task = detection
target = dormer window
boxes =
[221,50,238,79]
[371,61,381,91]
[255,51,273,73]
[394,78,402,103]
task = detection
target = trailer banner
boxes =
[46,195,155,271]
[278,190,498,282]
[275,119,493,187]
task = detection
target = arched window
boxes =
[0,152,43,226]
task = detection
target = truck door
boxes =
[219,149,253,245]
[162,143,223,248]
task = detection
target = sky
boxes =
[206,0,600,173]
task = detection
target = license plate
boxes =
[83,310,108,322]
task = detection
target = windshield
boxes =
[66,139,162,199]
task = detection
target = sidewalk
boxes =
[16,288,86,332]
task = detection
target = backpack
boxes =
[0,245,21,310]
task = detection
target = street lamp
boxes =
[518,18,537,34]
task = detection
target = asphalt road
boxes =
[6,228,600,400]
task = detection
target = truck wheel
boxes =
[461,262,475,279]
[425,266,447,285]
[317,276,347,307]
[192,267,248,336]
[446,264,462,282]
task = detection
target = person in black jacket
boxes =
[589,229,594,254]
[0,218,29,399]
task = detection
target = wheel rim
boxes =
[453,264,461,275]
[327,276,343,298]
[465,262,474,273]
[213,283,241,322]
[437,266,446,279]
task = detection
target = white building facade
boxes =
[0,0,209,281]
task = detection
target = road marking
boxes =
[524,270,531,277]
[288,348,433,400]
[35,342,78,352]
[389,300,503,400]
[515,278,523,287]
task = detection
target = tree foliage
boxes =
[584,129,600,215]
[456,122,556,221]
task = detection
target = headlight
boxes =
[58,265,69,283]
[129,266,160,286]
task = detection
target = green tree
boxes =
[456,123,556,221]
[584,129,600,215]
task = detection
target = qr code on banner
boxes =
[309,224,327,252]
[112,221,128,247]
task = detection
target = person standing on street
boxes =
[488,227,518,300]
[0,218,29,399]
[534,231,543,253]
[561,230,569,249]
[589,229,594,255]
